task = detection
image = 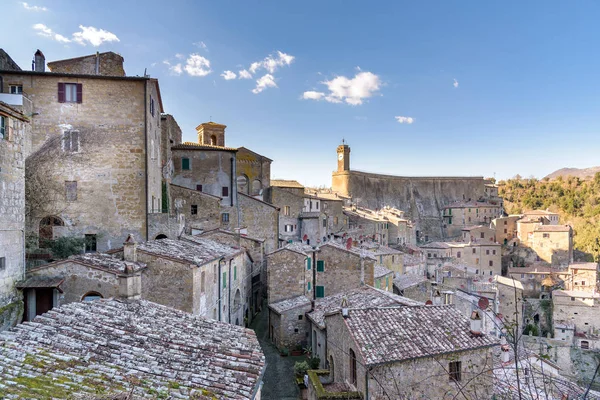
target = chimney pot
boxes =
[34,49,45,72]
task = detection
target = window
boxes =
[182,158,190,170]
[449,361,462,382]
[85,234,97,253]
[480,232,485,239]
[0,116,5,139]
[9,85,22,94]
[307,258,311,270]
[504,221,507,225]
[222,187,229,197]
[349,349,357,385]
[457,251,461,258]
[489,260,493,267]
[543,233,550,238]
[334,216,339,225]
[476,269,479,275]
[581,341,590,349]
[298,315,303,320]
[493,250,496,255]
[316,202,319,210]
[316,286,325,298]
[222,213,230,223]
[490,270,493,276]
[317,260,324,272]
[196,184,202,191]
[213,264,217,283]
[386,276,389,288]
[504,229,507,234]
[58,83,82,103]
[150,96,155,117]
[234,265,237,280]
[65,181,77,201]
[322,218,327,228]
[283,206,290,216]
[307,281,311,291]
[82,291,103,302]
[223,272,227,288]
[486,249,490,255]
[191,205,198,215]
[0,257,5,271]
[571,297,576,301]
[285,224,293,232]
[472,248,476,254]
[201,271,206,293]
[62,130,79,152]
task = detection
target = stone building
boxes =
[495,276,525,342]
[266,243,314,305]
[523,209,560,225]
[0,101,31,330]
[373,264,394,291]
[238,191,279,254]
[0,299,265,399]
[508,264,560,298]
[169,183,222,234]
[1,49,164,252]
[530,225,573,267]
[332,143,490,241]
[344,206,390,245]
[317,306,497,399]
[393,274,432,302]
[461,225,496,243]
[265,180,306,243]
[443,200,503,238]
[553,289,600,336]
[492,215,522,244]
[268,295,312,350]
[236,146,272,198]
[18,251,145,321]
[564,262,598,292]
[364,244,403,274]
[422,240,502,279]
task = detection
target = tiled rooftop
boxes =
[393,274,428,291]
[553,289,600,299]
[268,295,312,314]
[71,253,146,273]
[534,225,571,232]
[270,179,304,189]
[139,237,240,266]
[172,141,238,151]
[307,285,422,329]
[374,265,394,279]
[569,262,598,270]
[0,299,265,399]
[443,200,500,209]
[341,306,498,366]
[364,245,403,256]
[321,241,377,260]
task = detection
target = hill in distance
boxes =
[544,166,600,180]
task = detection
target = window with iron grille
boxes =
[449,361,462,382]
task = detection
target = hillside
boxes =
[499,173,600,262]
[544,166,600,180]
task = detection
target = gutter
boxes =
[230,156,234,207]
[250,362,267,400]
[144,82,149,240]
[228,258,232,323]
[365,367,370,400]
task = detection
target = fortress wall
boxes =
[333,170,486,239]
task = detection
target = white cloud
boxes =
[184,54,211,77]
[171,63,183,75]
[22,2,47,11]
[33,23,71,43]
[175,53,185,60]
[249,51,294,74]
[453,78,459,88]
[395,116,415,124]
[252,74,277,94]
[302,91,325,100]
[72,25,119,46]
[238,69,252,79]
[304,71,381,105]
[221,70,237,80]
[193,41,208,51]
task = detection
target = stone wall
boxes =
[0,103,30,330]
[47,52,126,77]
[266,186,304,243]
[267,249,311,304]
[530,229,573,267]
[169,184,222,233]
[0,49,21,71]
[272,304,312,350]
[315,245,374,298]
[28,261,120,304]
[7,72,157,251]
[236,147,271,196]
[238,192,279,254]
[333,170,486,240]
[553,294,600,335]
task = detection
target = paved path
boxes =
[251,303,303,400]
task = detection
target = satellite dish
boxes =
[478,297,490,310]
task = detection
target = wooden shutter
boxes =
[317,260,324,272]
[306,258,311,270]
[182,158,190,170]
[58,82,66,103]
[76,84,83,104]
[222,187,229,197]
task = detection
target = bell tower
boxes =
[337,142,350,172]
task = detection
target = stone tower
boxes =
[196,122,226,147]
[337,143,350,172]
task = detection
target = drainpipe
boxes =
[230,156,234,207]
[234,152,241,231]
[312,250,317,300]
[144,82,149,240]
[228,258,232,324]
[218,257,224,322]
[365,367,370,400]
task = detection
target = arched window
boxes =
[82,291,103,302]
[39,216,64,247]
[252,179,262,196]
[210,135,217,145]
[155,234,167,240]
[234,289,241,309]
[237,174,249,194]
[349,348,357,385]
[329,356,335,381]
[201,271,206,293]
[581,340,590,349]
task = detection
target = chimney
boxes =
[123,233,137,262]
[95,51,100,75]
[34,49,45,72]
[341,296,349,318]
[470,310,482,336]
[119,264,142,300]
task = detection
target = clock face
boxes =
[338,153,344,160]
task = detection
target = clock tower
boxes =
[337,143,350,172]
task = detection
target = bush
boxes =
[309,356,320,369]
[50,236,85,259]
[294,361,309,376]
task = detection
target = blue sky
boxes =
[3,0,600,186]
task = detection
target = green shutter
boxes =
[316,286,325,298]
[307,258,311,270]
[316,260,324,272]
[386,277,389,289]
[182,158,190,170]
[223,272,227,288]
[234,266,237,280]
[376,280,380,289]
[307,282,311,291]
